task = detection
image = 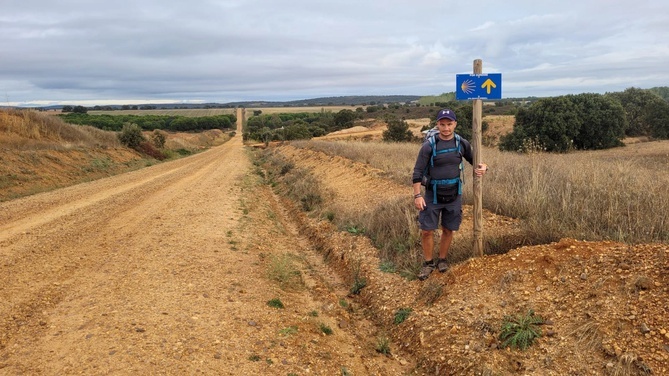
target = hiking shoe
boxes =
[418,261,435,281]
[437,258,449,273]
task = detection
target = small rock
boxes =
[338,320,349,329]
[640,323,651,334]
[135,327,145,333]
[580,273,587,280]
[213,352,222,359]
[248,320,257,326]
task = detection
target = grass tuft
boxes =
[375,334,391,355]
[319,323,333,335]
[267,298,285,309]
[266,253,304,290]
[393,308,412,324]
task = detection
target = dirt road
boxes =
[0,112,410,375]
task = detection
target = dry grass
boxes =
[289,139,669,245]
[1,109,120,149]
[266,253,305,291]
[291,140,417,185]
[483,145,669,243]
[567,320,603,351]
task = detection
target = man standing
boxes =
[412,109,488,281]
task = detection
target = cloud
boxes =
[2,0,669,105]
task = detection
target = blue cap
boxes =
[436,109,456,122]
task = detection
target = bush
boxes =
[117,123,146,148]
[151,130,167,149]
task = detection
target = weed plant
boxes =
[499,309,544,350]
[349,261,367,295]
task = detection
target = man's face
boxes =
[436,119,457,138]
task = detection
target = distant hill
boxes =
[19,87,669,111]
[225,95,421,107]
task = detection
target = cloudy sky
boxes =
[3,0,668,106]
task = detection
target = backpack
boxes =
[423,126,440,142]
[422,131,464,204]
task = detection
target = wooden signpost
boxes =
[455,59,502,257]
[472,59,484,257]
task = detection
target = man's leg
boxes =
[421,229,435,261]
[436,227,454,272]
[438,227,453,259]
[418,229,436,280]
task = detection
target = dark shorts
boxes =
[418,194,462,231]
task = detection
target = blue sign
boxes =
[455,73,502,100]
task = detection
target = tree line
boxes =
[499,88,669,152]
[60,113,236,132]
[243,110,359,143]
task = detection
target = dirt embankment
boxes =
[270,142,668,375]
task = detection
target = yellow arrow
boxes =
[481,78,497,94]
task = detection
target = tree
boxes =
[569,93,625,150]
[72,105,88,114]
[607,87,665,137]
[333,109,356,130]
[382,117,414,142]
[500,96,581,152]
[643,98,669,138]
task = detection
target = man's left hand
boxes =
[474,163,489,177]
